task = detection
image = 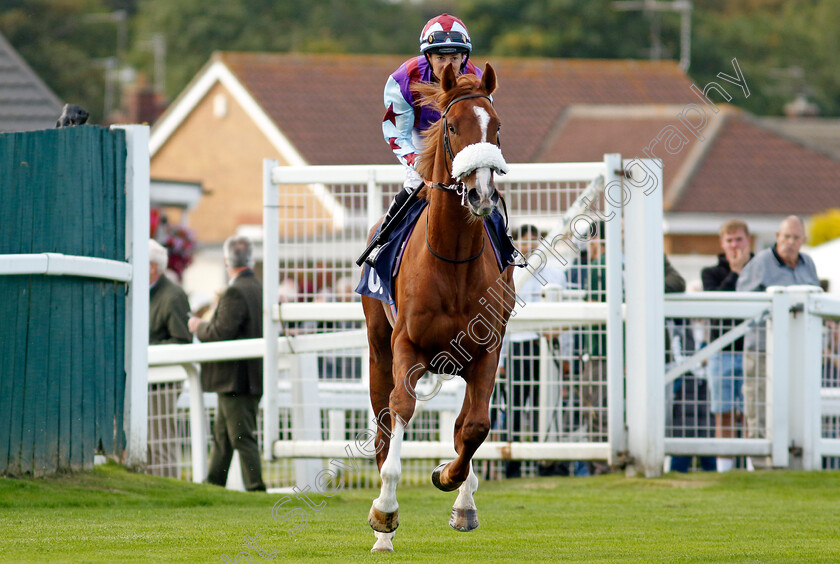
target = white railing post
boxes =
[115,124,150,470]
[184,364,207,482]
[367,168,383,229]
[263,159,280,461]
[538,335,551,443]
[768,288,790,467]
[603,153,624,465]
[785,286,824,469]
[622,157,664,477]
[291,353,323,487]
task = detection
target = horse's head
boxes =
[416,64,508,218]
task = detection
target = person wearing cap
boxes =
[367,14,481,265]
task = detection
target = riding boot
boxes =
[365,187,414,266]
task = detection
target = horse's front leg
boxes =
[368,338,423,537]
[450,464,479,531]
[431,353,496,531]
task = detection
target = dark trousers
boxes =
[207,393,266,491]
[670,373,716,473]
[509,339,540,441]
[496,339,540,478]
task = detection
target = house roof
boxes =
[534,103,840,216]
[151,52,697,165]
[535,105,699,197]
[150,51,840,219]
[0,32,62,132]
[671,113,840,215]
[758,117,840,159]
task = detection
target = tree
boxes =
[131,0,425,100]
[0,0,117,123]
[4,0,840,121]
[459,0,650,59]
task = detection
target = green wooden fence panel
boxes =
[0,126,128,476]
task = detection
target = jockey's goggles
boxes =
[426,31,468,47]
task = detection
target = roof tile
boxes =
[219,52,696,166]
[673,115,840,214]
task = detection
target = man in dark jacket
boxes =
[701,219,752,472]
[188,235,265,491]
[149,239,191,345]
[148,239,191,477]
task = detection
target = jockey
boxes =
[366,14,480,266]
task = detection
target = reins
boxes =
[424,208,485,264]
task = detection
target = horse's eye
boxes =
[448,124,456,134]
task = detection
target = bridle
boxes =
[426,92,501,264]
[437,93,499,187]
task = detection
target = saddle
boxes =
[355,198,517,310]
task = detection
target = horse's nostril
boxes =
[467,189,481,208]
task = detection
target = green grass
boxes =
[1,462,839,562]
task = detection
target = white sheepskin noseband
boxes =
[451,142,509,179]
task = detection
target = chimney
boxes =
[108,73,168,125]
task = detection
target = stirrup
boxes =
[365,245,382,267]
[509,247,529,268]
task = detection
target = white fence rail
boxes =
[145,156,840,487]
[148,285,840,485]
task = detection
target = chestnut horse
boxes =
[361,63,515,553]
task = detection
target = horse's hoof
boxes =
[368,505,399,533]
[450,508,479,532]
[371,531,395,552]
[431,462,459,492]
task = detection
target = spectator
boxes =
[736,215,820,469]
[667,289,716,473]
[149,239,191,345]
[496,224,567,478]
[701,219,754,472]
[188,235,266,491]
[148,239,191,478]
[644,254,715,473]
[579,223,612,475]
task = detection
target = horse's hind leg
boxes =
[369,411,406,533]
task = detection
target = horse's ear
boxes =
[480,63,497,96]
[441,64,458,92]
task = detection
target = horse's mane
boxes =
[412,74,483,182]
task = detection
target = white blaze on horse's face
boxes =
[451,105,509,217]
[473,106,490,143]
